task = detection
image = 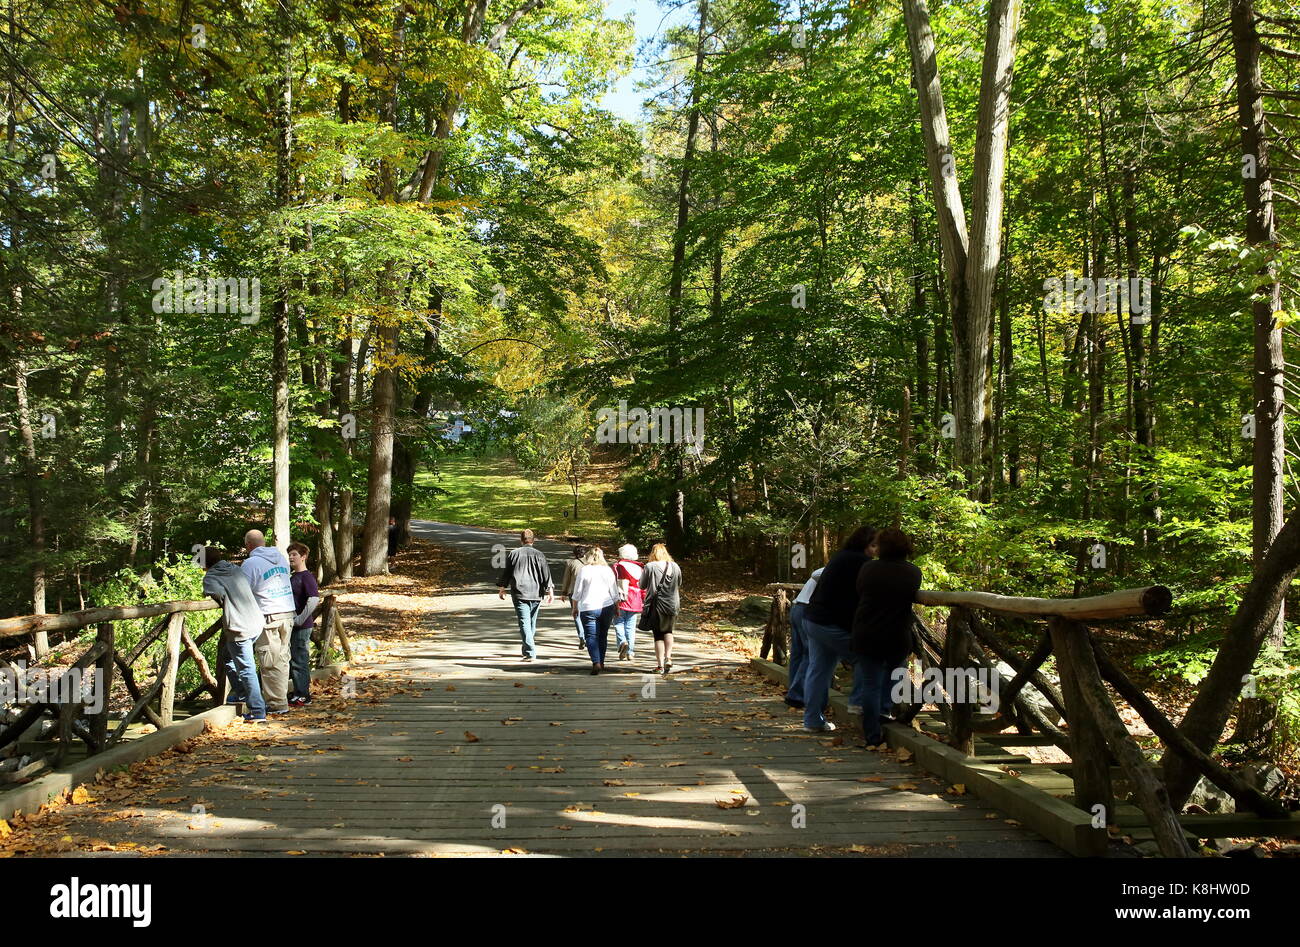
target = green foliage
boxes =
[85,558,218,699]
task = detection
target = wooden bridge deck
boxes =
[26,574,1065,856]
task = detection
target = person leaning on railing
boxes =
[200,547,268,723]
[287,542,320,707]
[800,527,877,732]
[851,527,922,748]
[241,529,298,715]
[784,565,824,710]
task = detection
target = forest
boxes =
[2,0,1300,783]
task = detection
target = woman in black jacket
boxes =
[851,527,922,747]
[799,526,877,732]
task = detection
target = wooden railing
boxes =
[0,593,353,773]
[763,582,1287,858]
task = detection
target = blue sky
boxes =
[599,0,694,122]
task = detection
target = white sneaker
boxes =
[802,721,837,732]
[847,704,863,715]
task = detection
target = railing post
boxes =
[771,588,789,665]
[90,621,116,750]
[316,595,337,668]
[943,606,975,755]
[158,611,184,727]
[1047,616,1114,820]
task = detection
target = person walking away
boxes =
[784,566,824,709]
[496,528,553,662]
[571,546,618,674]
[241,529,297,715]
[852,527,923,748]
[640,543,682,673]
[612,544,644,661]
[800,526,877,732]
[287,542,320,707]
[200,547,267,723]
[387,516,399,558]
[560,545,587,650]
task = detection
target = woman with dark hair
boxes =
[799,526,877,732]
[852,527,922,747]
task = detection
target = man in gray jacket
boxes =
[241,529,297,714]
[200,547,267,722]
[496,529,553,662]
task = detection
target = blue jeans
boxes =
[580,604,616,664]
[787,602,810,704]
[801,619,866,729]
[512,597,541,657]
[220,634,266,718]
[289,623,313,698]
[859,652,907,742]
[613,608,638,655]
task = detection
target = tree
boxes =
[902,0,1023,492]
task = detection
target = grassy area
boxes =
[413,453,620,542]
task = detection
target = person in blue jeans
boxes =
[800,526,878,732]
[784,567,823,708]
[287,542,320,706]
[612,544,645,661]
[200,547,268,722]
[570,547,619,673]
[496,529,554,661]
[852,527,923,747]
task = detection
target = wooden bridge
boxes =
[760,582,1297,857]
[3,518,1295,857]
[0,573,1061,856]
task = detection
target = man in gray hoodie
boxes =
[200,547,267,722]
[241,529,297,714]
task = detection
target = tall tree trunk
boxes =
[361,316,398,575]
[903,0,1023,490]
[1233,0,1285,749]
[664,0,710,550]
[14,357,47,654]
[334,311,355,579]
[359,10,407,575]
[271,8,294,550]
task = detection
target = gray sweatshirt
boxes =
[203,561,264,641]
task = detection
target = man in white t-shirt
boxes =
[241,529,297,715]
[785,568,823,709]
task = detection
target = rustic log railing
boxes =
[763,581,1287,858]
[0,593,352,773]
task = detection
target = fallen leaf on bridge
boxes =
[715,796,747,809]
[464,731,480,742]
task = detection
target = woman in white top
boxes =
[570,546,619,674]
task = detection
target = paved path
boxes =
[32,522,1064,856]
